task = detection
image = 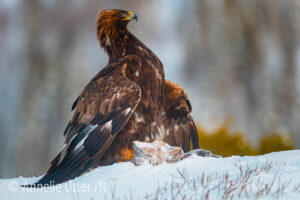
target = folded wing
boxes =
[25,59,141,187]
[162,80,199,152]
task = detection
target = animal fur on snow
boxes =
[131,140,221,166]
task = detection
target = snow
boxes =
[1,150,300,200]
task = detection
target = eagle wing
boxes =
[29,57,141,187]
[162,80,199,152]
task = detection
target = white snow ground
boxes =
[1,150,300,200]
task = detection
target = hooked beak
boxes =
[123,11,138,21]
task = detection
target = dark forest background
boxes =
[0,0,299,178]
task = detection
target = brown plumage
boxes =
[162,80,199,152]
[25,9,199,187]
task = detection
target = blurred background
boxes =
[0,0,299,178]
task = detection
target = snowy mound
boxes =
[1,150,300,200]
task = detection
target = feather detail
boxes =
[162,80,200,152]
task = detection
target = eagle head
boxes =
[96,9,137,50]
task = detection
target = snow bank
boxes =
[1,150,300,199]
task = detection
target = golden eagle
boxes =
[25,9,199,187]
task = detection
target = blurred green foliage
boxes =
[196,119,295,157]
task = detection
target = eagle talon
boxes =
[118,147,135,161]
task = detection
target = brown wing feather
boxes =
[162,80,199,152]
[27,57,141,187]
